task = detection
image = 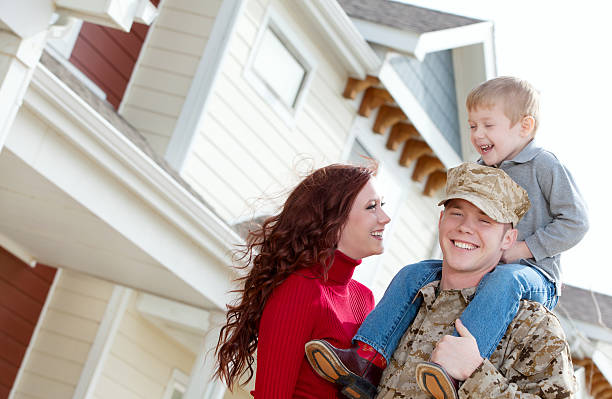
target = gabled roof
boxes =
[337,0,482,34]
[557,285,612,328]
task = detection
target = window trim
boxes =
[162,368,190,399]
[243,7,317,127]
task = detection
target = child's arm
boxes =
[523,155,589,262]
[501,241,532,264]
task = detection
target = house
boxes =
[5,0,583,398]
[555,285,612,399]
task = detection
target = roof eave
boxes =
[297,0,382,78]
[350,17,494,62]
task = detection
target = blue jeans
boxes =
[354,260,557,361]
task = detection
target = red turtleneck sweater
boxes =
[253,251,374,398]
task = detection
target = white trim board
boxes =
[164,0,247,173]
[8,268,62,399]
[351,17,494,62]
[8,63,240,309]
[72,286,132,399]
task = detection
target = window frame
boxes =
[162,368,190,399]
[243,7,317,127]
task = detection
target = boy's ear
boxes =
[520,116,535,137]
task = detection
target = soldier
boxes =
[306,163,576,399]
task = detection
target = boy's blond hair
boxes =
[466,76,540,134]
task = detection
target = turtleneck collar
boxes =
[323,250,361,285]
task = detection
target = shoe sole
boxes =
[415,362,458,399]
[305,340,373,399]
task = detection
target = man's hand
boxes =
[501,240,532,264]
[430,319,483,381]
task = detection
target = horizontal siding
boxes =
[94,297,194,399]
[120,0,223,156]
[371,190,440,300]
[184,0,357,222]
[12,271,113,399]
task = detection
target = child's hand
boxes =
[501,241,532,264]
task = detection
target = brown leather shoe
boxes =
[305,340,383,399]
[415,362,459,399]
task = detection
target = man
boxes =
[305,163,575,399]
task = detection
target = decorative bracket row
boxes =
[343,75,447,196]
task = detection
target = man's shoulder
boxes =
[511,300,568,348]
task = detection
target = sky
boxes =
[399,1,612,295]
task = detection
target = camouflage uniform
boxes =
[376,281,575,399]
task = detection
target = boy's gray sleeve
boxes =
[524,156,589,261]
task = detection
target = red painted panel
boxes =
[71,36,128,106]
[78,24,135,79]
[0,253,50,303]
[0,358,18,391]
[0,247,56,396]
[0,332,26,368]
[30,263,57,283]
[0,305,33,346]
[0,384,9,399]
[69,1,158,110]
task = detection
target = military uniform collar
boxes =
[417,281,477,306]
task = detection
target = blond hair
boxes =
[466,76,540,134]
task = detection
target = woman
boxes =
[215,164,390,398]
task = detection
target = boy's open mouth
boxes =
[480,144,493,153]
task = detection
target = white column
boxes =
[0,29,46,151]
[183,310,228,399]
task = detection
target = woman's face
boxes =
[337,178,391,260]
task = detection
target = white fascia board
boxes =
[351,18,421,59]
[414,22,493,61]
[378,56,462,169]
[556,314,612,345]
[351,17,493,63]
[29,64,243,259]
[137,293,209,334]
[19,64,242,309]
[297,0,381,78]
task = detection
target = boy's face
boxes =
[468,102,530,166]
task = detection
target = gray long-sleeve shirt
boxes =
[481,140,589,294]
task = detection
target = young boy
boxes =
[304,77,589,399]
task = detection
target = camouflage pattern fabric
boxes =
[438,162,531,227]
[376,281,576,399]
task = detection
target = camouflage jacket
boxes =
[376,282,576,399]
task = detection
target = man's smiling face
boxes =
[438,199,515,284]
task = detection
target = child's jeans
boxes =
[354,260,558,361]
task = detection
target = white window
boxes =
[244,8,316,125]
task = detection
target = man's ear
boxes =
[520,116,535,137]
[501,227,518,250]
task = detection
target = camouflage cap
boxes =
[437,162,530,227]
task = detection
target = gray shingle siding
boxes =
[390,50,461,156]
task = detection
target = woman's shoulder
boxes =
[348,279,375,306]
[270,269,326,300]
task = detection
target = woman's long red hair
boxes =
[215,164,374,389]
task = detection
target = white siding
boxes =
[182,0,359,222]
[372,187,440,300]
[92,295,195,399]
[12,271,114,399]
[120,0,224,155]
